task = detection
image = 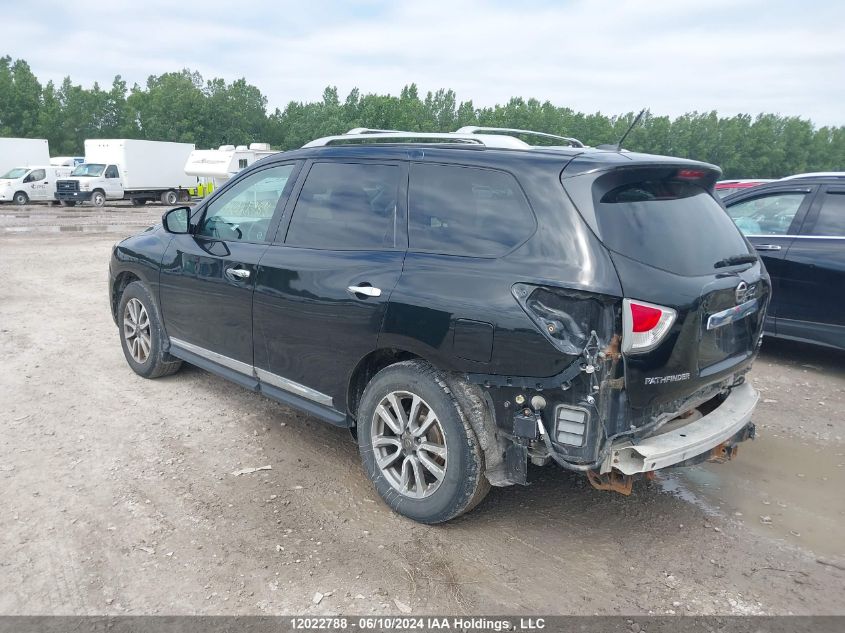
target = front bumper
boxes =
[600,381,759,475]
[55,191,93,202]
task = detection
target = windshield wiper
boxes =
[714,254,758,268]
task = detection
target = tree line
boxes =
[1,55,842,178]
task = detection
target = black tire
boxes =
[357,359,490,524]
[13,191,29,205]
[160,190,178,205]
[131,197,147,207]
[91,190,106,207]
[117,281,182,379]
[60,200,76,207]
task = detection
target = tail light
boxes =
[621,299,676,354]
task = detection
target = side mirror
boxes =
[162,206,191,234]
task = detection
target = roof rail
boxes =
[779,171,845,180]
[455,126,585,148]
[345,128,402,135]
[303,130,531,149]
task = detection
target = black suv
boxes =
[109,128,768,524]
[722,173,845,350]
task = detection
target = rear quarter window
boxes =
[409,163,534,257]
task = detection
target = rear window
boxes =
[594,179,751,276]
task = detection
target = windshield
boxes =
[71,164,105,177]
[1,168,29,179]
[593,179,752,276]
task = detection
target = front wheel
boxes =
[118,281,182,379]
[357,360,490,524]
[91,190,106,207]
[13,191,29,205]
[60,200,76,207]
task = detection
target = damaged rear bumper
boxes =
[600,381,759,475]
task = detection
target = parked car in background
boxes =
[109,127,768,523]
[715,179,774,198]
[723,173,845,350]
[0,165,73,205]
[55,139,196,207]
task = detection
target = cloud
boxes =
[4,0,845,126]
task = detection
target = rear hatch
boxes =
[561,156,770,419]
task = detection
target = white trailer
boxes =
[50,156,84,167]
[0,138,50,177]
[55,139,196,207]
[184,143,277,189]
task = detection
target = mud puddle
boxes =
[658,432,845,559]
[4,224,145,233]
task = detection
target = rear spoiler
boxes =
[561,152,721,184]
[560,159,722,238]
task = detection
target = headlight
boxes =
[80,182,90,191]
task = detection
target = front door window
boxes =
[726,192,807,235]
[198,164,295,243]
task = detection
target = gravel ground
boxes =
[1,203,843,615]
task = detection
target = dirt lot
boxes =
[1,203,844,615]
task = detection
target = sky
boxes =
[5,0,845,126]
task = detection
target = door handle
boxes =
[754,244,782,251]
[225,267,250,281]
[347,285,382,297]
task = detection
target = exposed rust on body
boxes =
[587,469,634,495]
[707,440,739,463]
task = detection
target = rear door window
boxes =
[408,163,534,257]
[725,192,808,235]
[592,177,751,276]
[806,191,845,236]
[285,162,402,250]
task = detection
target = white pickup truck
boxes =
[55,139,196,207]
[0,165,73,204]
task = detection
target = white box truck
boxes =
[0,138,51,176]
[0,165,73,205]
[55,139,196,207]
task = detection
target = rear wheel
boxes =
[118,281,182,379]
[91,190,106,207]
[357,360,489,524]
[13,191,28,205]
[161,190,178,205]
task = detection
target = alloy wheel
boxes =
[371,391,448,499]
[123,298,151,363]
